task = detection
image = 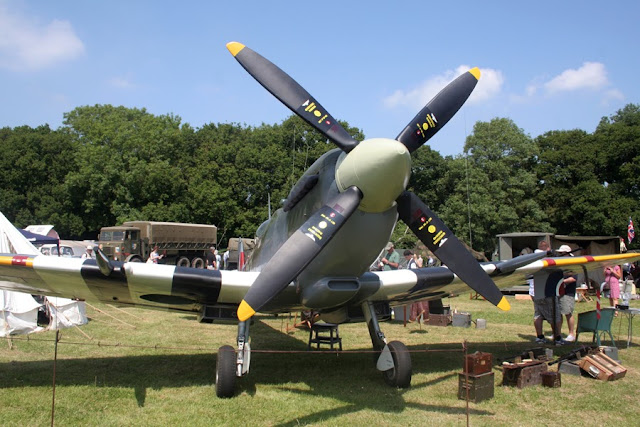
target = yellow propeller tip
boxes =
[226,41,245,57]
[237,300,255,321]
[469,67,481,80]
[497,296,510,311]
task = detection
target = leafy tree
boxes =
[0,125,82,236]
[593,104,640,245]
[62,105,190,236]
[438,118,550,254]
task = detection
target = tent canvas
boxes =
[0,210,88,334]
[0,290,43,337]
[19,229,59,246]
[47,297,88,329]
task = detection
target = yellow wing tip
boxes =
[237,300,255,321]
[497,296,510,311]
[226,41,245,57]
[469,67,481,80]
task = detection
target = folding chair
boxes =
[576,308,616,347]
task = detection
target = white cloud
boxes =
[601,88,625,106]
[0,3,84,71]
[108,76,136,89]
[383,65,503,110]
[543,62,608,93]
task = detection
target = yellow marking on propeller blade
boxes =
[497,296,510,311]
[469,67,481,80]
[226,42,245,57]
[237,300,255,321]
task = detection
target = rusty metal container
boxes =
[458,372,494,402]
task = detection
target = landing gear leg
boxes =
[215,320,251,398]
[362,301,412,388]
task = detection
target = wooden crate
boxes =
[541,371,561,388]
[578,353,626,381]
[458,372,494,403]
[502,360,548,388]
[464,352,493,376]
[427,313,451,327]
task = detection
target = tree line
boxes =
[1,103,638,255]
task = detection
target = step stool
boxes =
[308,323,342,351]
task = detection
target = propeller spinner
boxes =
[227,41,508,320]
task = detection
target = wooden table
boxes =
[576,288,592,302]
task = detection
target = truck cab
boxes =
[98,226,144,262]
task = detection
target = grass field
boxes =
[1,295,639,426]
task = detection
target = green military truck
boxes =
[98,221,217,268]
[224,237,256,270]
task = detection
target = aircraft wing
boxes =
[0,253,257,312]
[2,251,638,315]
[368,252,640,305]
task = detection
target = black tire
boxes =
[176,256,191,268]
[192,257,205,269]
[125,255,143,263]
[215,345,236,398]
[382,341,412,388]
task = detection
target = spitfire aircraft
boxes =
[1,42,639,398]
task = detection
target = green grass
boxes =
[1,296,639,426]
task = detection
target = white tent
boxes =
[47,297,88,329]
[0,210,88,335]
[0,290,43,337]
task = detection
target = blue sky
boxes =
[1,0,638,157]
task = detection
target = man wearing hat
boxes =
[380,242,400,271]
[556,245,577,341]
[82,245,94,259]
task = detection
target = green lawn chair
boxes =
[576,308,616,347]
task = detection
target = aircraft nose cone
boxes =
[335,138,411,213]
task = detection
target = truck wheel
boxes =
[126,255,143,263]
[177,256,191,268]
[192,257,205,269]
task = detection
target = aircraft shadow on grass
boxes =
[1,318,573,421]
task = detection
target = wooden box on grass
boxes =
[578,353,626,381]
[458,372,494,403]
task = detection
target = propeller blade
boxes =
[396,191,509,310]
[227,42,359,153]
[396,68,480,153]
[237,186,363,321]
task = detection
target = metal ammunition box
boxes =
[452,312,471,328]
[458,372,494,402]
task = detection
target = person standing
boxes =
[81,245,94,259]
[405,250,428,322]
[556,245,577,342]
[380,242,399,271]
[206,247,217,270]
[604,264,622,308]
[147,245,163,264]
[214,249,222,270]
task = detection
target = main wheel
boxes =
[176,256,191,268]
[382,341,412,388]
[191,257,205,269]
[215,345,236,398]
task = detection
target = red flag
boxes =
[238,238,245,271]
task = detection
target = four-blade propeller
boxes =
[227,41,509,320]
